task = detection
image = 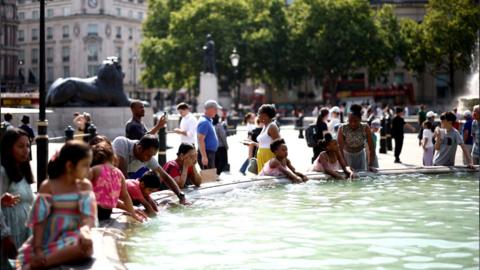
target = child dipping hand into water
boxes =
[311,133,356,180]
[259,139,308,183]
[16,141,97,270]
[126,171,163,217]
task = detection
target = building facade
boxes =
[0,0,21,92]
[17,0,147,98]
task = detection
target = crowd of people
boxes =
[0,100,478,269]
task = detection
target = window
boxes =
[63,66,70,77]
[32,10,39,19]
[87,44,98,61]
[394,72,405,86]
[116,8,121,16]
[115,47,122,62]
[88,65,98,77]
[128,47,133,62]
[18,12,25,20]
[115,26,122,39]
[88,24,98,36]
[31,28,38,41]
[436,74,449,99]
[47,47,54,63]
[128,10,133,18]
[18,30,24,42]
[137,12,143,20]
[31,48,38,64]
[62,25,69,38]
[47,66,54,83]
[128,28,133,40]
[31,68,38,82]
[18,50,25,64]
[62,46,70,62]
[18,0,26,4]
[46,27,53,40]
[63,7,70,16]
[47,9,54,18]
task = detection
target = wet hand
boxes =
[1,193,20,207]
[179,197,191,206]
[31,250,46,268]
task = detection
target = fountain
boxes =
[457,51,479,111]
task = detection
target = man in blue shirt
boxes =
[197,100,221,169]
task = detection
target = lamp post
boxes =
[37,0,48,188]
[230,48,240,111]
[132,53,137,99]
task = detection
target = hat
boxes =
[371,119,381,129]
[330,106,340,113]
[21,115,30,124]
[204,100,222,110]
[426,111,437,118]
[463,110,472,117]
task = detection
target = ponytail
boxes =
[47,141,91,179]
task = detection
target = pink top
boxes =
[126,179,144,201]
[259,159,286,177]
[313,152,341,172]
[92,164,123,209]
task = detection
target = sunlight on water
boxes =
[122,173,479,270]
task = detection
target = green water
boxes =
[123,173,479,270]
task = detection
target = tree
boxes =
[421,0,480,98]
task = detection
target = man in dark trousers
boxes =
[392,107,416,163]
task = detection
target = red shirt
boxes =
[163,160,194,186]
[126,179,144,201]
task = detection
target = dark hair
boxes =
[4,113,12,121]
[212,114,220,125]
[258,104,276,119]
[0,128,34,184]
[91,141,114,166]
[47,141,92,179]
[395,107,404,114]
[139,171,162,189]
[177,143,195,156]
[21,115,30,124]
[129,100,143,109]
[138,134,160,150]
[317,108,329,124]
[319,132,334,149]
[440,111,456,123]
[270,138,286,152]
[243,112,255,124]
[176,102,189,111]
[89,135,111,146]
[350,104,362,118]
[423,120,432,130]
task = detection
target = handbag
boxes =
[200,168,218,183]
[246,158,258,175]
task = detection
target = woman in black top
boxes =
[312,108,330,163]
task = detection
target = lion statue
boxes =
[46,57,130,107]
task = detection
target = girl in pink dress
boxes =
[89,141,145,222]
[311,133,356,180]
[259,139,308,183]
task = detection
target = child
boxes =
[163,143,202,188]
[311,133,356,180]
[259,139,308,183]
[89,141,145,222]
[16,141,96,269]
[126,171,162,217]
[433,111,474,167]
[422,121,434,166]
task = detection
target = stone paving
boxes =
[29,125,471,191]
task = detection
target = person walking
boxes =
[126,100,166,140]
[418,105,427,126]
[391,107,416,163]
[174,102,197,145]
[197,100,221,169]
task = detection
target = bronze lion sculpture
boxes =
[46,57,130,107]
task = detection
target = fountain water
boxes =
[457,48,479,111]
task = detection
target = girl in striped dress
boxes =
[16,141,97,269]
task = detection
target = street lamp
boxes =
[37,0,48,187]
[230,48,240,111]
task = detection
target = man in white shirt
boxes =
[174,103,198,145]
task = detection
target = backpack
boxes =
[305,124,318,147]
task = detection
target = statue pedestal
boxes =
[197,72,218,112]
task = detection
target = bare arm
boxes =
[118,176,144,222]
[147,116,166,135]
[365,126,375,168]
[272,160,301,183]
[139,197,156,217]
[198,133,208,167]
[405,123,416,132]
[463,130,469,144]
[286,159,307,180]
[268,124,280,140]
[460,144,474,166]
[335,151,354,178]
[337,126,346,161]
[153,167,187,204]
[190,165,202,187]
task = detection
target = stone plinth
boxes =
[197,72,218,112]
